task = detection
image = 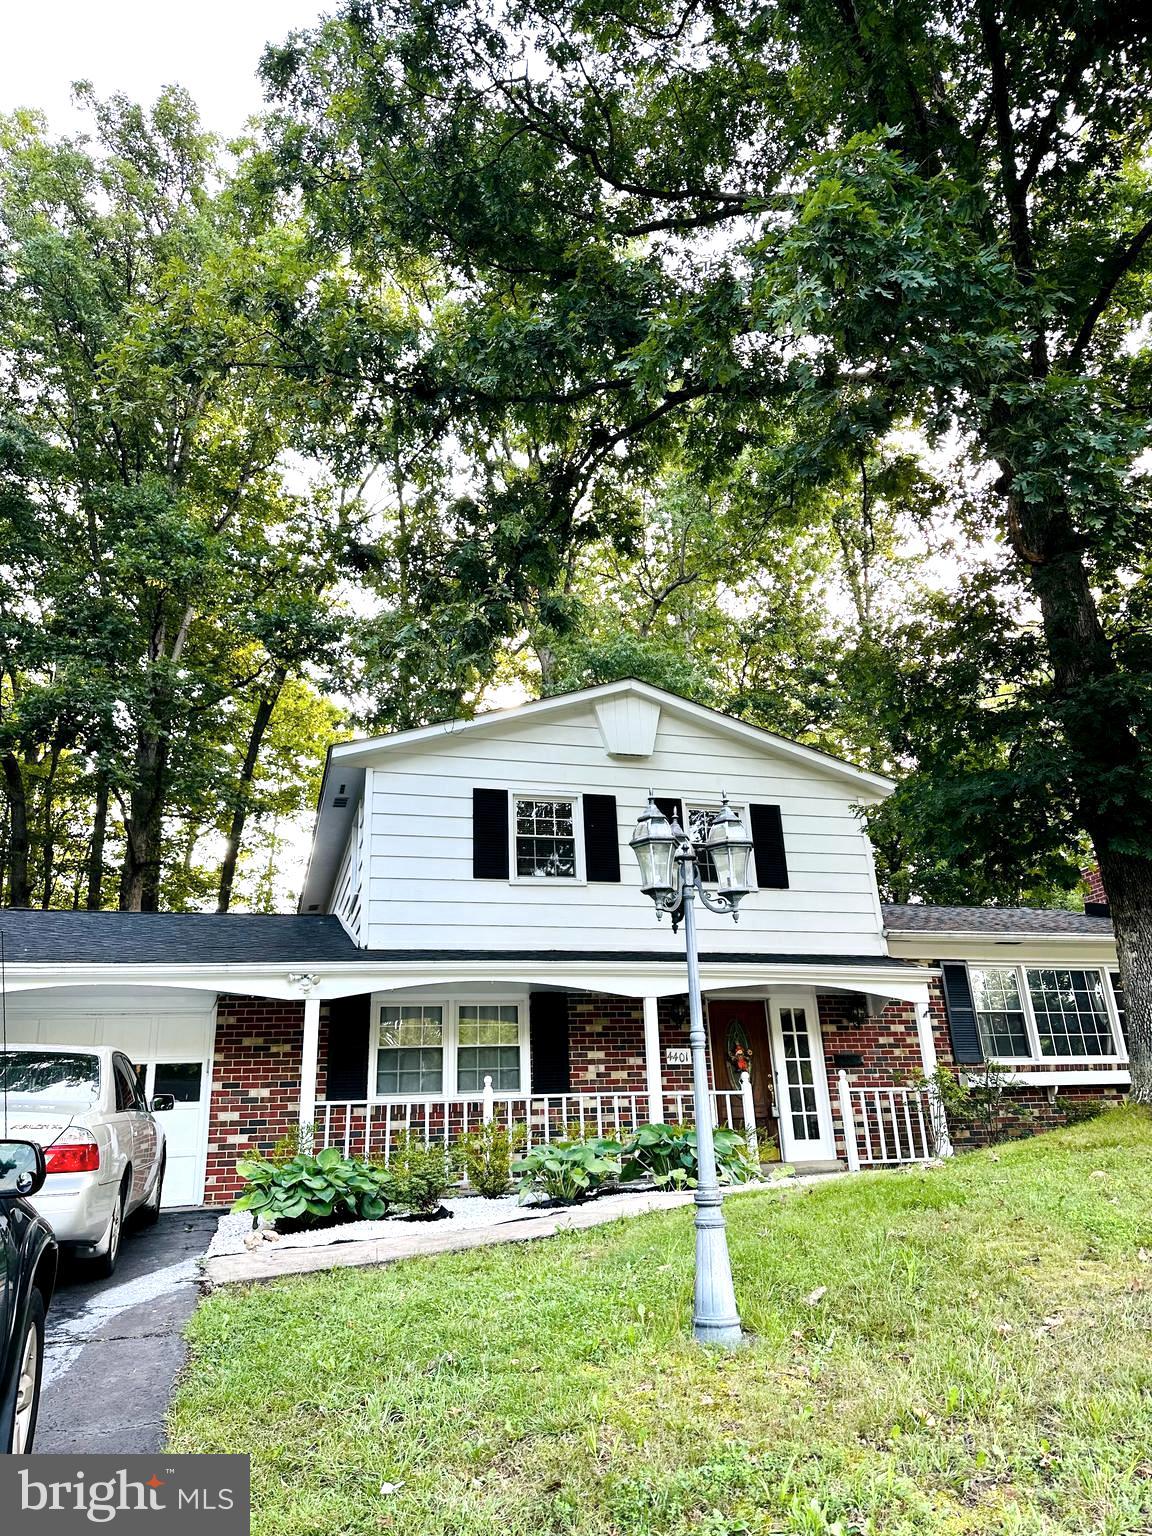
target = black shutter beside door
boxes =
[529,991,571,1093]
[583,794,621,882]
[473,787,510,878]
[749,803,789,889]
[940,962,985,1065]
[324,993,371,1101]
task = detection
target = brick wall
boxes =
[567,994,647,1093]
[817,992,929,1160]
[204,994,306,1206]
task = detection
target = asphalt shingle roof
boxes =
[0,911,365,966]
[882,903,1113,936]
[0,909,917,969]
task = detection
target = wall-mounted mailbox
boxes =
[832,1052,864,1069]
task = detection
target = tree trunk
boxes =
[39,742,62,909]
[86,778,109,909]
[2,753,31,907]
[217,671,286,913]
[1009,482,1152,1101]
[119,734,169,912]
[1090,847,1152,1105]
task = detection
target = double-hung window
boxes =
[371,999,525,1096]
[969,967,1030,1057]
[514,798,578,879]
[967,965,1123,1061]
[457,1004,521,1090]
[375,1004,444,1095]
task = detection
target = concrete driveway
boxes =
[34,1208,217,1455]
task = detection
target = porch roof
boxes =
[0,909,922,970]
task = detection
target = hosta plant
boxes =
[620,1124,759,1189]
[512,1138,622,1203]
[233,1146,392,1231]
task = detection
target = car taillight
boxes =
[44,1130,101,1174]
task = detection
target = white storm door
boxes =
[145,1061,208,1206]
[768,994,838,1162]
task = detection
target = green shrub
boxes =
[512,1138,622,1203]
[377,1132,452,1215]
[1055,1094,1109,1127]
[455,1121,522,1198]
[620,1123,758,1188]
[910,1064,1032,1145]
[233,1147,391,1231]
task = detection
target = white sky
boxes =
[0,1,331,137]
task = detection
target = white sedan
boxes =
[0,1045,170,1277]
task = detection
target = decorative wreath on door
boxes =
[724,1017,753,1087]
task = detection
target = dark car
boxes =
[0,1139,58,1453]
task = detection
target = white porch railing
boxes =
[316,1077,759,1165]
[836,1071,950,1170]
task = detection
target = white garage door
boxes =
[2,986,215,1207]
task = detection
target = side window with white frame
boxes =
[1027,968,1114,1057]
[967,964,1123,1061]
[969,967,1030,1057]
[1109,971,1127,1043]
[457,1003,522,1090]
[514,797,579,879]
[375,1003,444,1095]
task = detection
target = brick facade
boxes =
[199,975,1128,1204]
[567,994,647,1094]
[204,994,307,1206]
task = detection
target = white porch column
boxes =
[642,996,663,1123]
[914,996,939,1077]
[299,993,322,1140]
[914,994,953,1157]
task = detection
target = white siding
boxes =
[330,804,363,941]
[356,703,887,956]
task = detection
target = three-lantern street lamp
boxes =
[629,794,753,1348]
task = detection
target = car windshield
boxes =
[0,1051,102,1110]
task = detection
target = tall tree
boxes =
[0,89,346,909]
[262,1,1152,1098]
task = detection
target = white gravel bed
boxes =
[208,1192,553,1258]
[205,1178,796,1261]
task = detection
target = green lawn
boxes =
[170,1110,1152,1535]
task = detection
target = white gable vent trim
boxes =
[594,695,661,758]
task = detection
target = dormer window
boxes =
[514,797,580,879]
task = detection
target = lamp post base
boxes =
[692,1201,744,1348]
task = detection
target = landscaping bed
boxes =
[171,1108,1152,1536]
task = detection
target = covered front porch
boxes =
[303,956,950,1174]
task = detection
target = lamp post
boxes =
[629,794,753,1349]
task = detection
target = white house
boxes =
[0,680,1129,1206]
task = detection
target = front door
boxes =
[768,994,838,1162]
[707,1000,774,1124]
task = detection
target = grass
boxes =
[169,1109,1152,1535]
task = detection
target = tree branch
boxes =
[1065,214,1152,369]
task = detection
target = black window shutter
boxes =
[655,797,683,830]
[323,993,371,1100]
[529,991,571,1092]
[583,794,621,882]
[940,963,985,1065]
[473,787,510,878]
[749,804,789,889]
